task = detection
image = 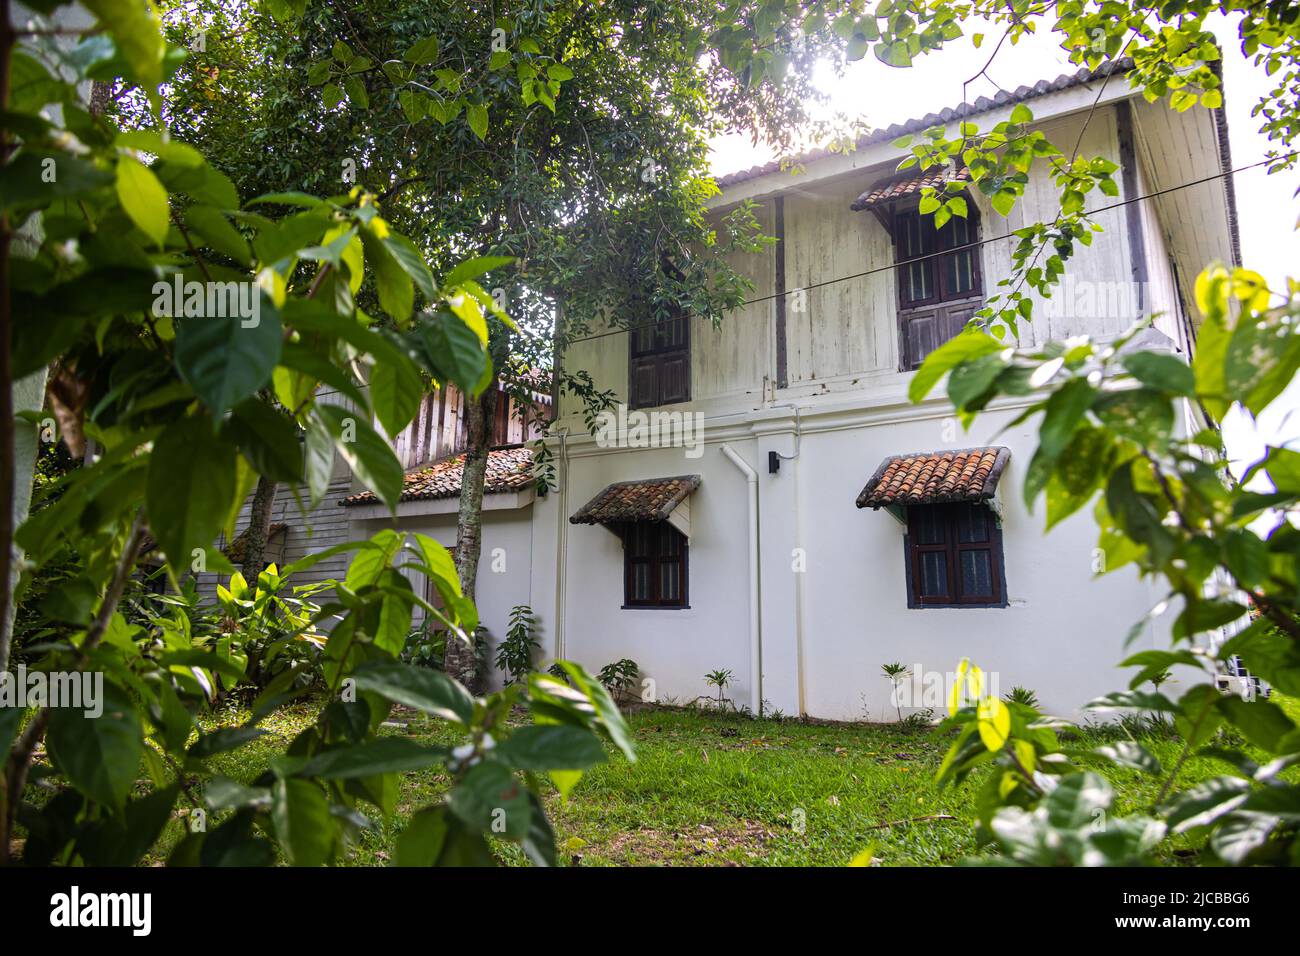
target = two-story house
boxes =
[519,59,1240,720]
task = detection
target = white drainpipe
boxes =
[720,444,761,715]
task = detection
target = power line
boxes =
[561,149,1297,349]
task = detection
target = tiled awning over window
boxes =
[855,447,1009,510]
[570,475,700,527]
[850,166,970,212]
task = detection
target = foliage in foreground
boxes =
[0,3,633,866]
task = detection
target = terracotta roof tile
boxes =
[715,59,1134,189]
[850,166,969,212]
[340,445,534,507]
[570,475,701,525]
[856,447,1010,509]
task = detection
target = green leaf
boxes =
[1216,696,1297,753]
[404,36,440,64]
[343,74,369,109]
[224,398,303,482]
[1122,351,1195,396]
[1092,388,1173,447]
[1093,741,1162,774]
[46,679,142,811]
[146,416,238,572]
[495,725,608,772]
[443,255,514,287]
[1039,378,1096,460]
[907,327,1004,403]
[185,205,250,265]
[352,662,475,725]
[115,155,169,247]
[1165,776,1250,831]
[370,359,424,439]
[314,403,403,510]
[0,151,115,212]
[466,103,488,141]
[450,761,530,839]
[322,82,344,109]
[298,738,450,778]
[382,233,436,301]
[1086,690,1178,713]
[343,529,403,590]
[414,311,490,397]
[174,296,282,414]
[360,228,414,323]
[271,778,335,866]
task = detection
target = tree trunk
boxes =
[447,383,498,690]
[241,475,278,580]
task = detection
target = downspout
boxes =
[720,444,761,715]
[553,426,569,663]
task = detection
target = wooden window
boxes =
[628,313,690,409]
[905,503,1005,607]
[622,522,688,608]
[894,206,983,370]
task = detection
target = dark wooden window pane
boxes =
[918,551,948,597]
[960,549,994,597]
[623,522,689,608]
[907,503,1004,607]
[955,504,990,543]
[914,506,946,544]
[896,204,983,369]
[629,314,690,409]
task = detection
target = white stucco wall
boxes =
[531,397,1187,722]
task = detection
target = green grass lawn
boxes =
[146,695,1299,867]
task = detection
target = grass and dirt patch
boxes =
[137,695,1299,866]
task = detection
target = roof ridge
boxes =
[715,58,1135,190]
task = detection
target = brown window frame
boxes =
[904,502,1006,608]
[621,521,689,609]
[893,204,984,371]
[628,312,691,410]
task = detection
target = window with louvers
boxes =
[894,207,983,371]
[628,313,690,409]
[906,502,1005,607]
[622,522,688,608]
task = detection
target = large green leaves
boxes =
[146,416,238,572]
[175,296,282,415]
[46,680,143,812]
[352,662,475,725]
[312,403,403,510]
[271,778,335,866]
[115,155,170,247]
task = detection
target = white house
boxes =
[213,59,1240,721]
[520,59,1240,720]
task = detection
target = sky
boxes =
[707,17,1300,470]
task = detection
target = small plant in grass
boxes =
[598,658,640,703]
[880,662,911,722]
[401,620,446,669]
[704,668,734,709]
[1003,685,1040,709]
[495,605,541,684]
[899,707,935,732]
